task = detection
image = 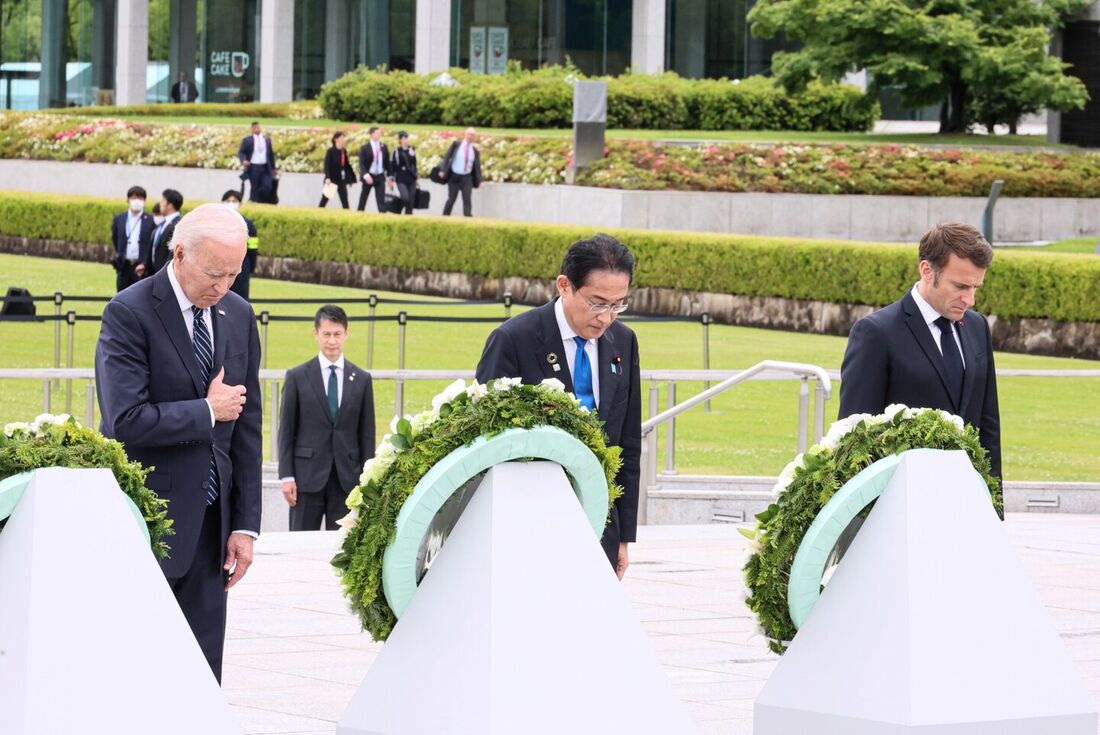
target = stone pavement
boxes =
[223,514,1100,734]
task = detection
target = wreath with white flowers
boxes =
[742,405,1001,654]
[331,378,624,642]
[0,414,173,558]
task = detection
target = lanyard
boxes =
[125,214,141,240]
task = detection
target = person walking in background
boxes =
[150,188,184,274]
[111,185,155,292]
[278,305,375,531]
[170,71,197,103]
[238,121,278,204]
[356,126,391,213]
[440,127,482,217]
[391,131,418,215]
[320,131,356,209]
[151,202,163,226]
[95,203,262,682]
[223,190,260,301]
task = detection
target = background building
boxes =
[0,0,1096,144]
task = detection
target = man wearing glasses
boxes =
[475,233,641,579]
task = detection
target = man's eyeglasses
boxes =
[579,293,629,315]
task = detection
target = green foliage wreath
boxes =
[742,405,1001,654]
[331,378,623,642]
[0,414,173,558]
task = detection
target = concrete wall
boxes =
[1,159,1098,243]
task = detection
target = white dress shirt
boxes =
[250,134,267,165]
[554,298,600,408]
[911,284,965,368]
[168,262,256,538]
[450,141,473,175]
[124,211,142,260]
[370,141,384,175]
[153,211,179,251]
[280,353,345,484]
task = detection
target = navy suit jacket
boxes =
[237,134,277,173]
[110,211,155,269]
[839,291,1001,480]
[475,300,642,546]
[278,357,376,495]
[95,266,263,578]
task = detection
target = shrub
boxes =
[48,101,323,120]
[1,191,1096,323]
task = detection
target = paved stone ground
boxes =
[223,514,1100,734]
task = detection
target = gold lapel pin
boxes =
[547,353,558,364]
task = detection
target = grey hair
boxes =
[170,202,248,259]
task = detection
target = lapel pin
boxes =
[217,309,226,316]
[553,363,561,372]
[611,355,622,375]
[349,373,356,382]
[547,353,558,364]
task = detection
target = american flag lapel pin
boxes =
[611,355,622,375]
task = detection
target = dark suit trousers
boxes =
[289,467,349,531]
[357,174,387,212]
[443,173,473,216]
[166,501,228,683]
[247,166,273,203]
[396,182,415,215]
[320,183,350,209]
[115,260,141,292]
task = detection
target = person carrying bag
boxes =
[320,131,357,209]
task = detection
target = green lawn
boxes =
[1015,238,1099,255]
[2,253,1097,481]
[107,114,1064,148]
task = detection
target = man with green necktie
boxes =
[278,305,376,531]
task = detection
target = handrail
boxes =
[642,361,833,434]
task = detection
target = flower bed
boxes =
[331,378,622,641]
[3,111,1098,197]
[741,406,1000,654]
[0,414,172,557]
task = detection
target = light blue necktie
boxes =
[572,336,596,411]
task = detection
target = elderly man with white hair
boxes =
[95,202,263,683]
[440,126,483,216]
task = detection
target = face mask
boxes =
[153,216,165,226]
[225,201,240,211]
[128,199,144,213]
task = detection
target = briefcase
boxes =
[384,194,406,214]
[414,189,430,209]
[429,165,446,185]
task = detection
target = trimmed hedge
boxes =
[1,190,1096,324]
[48,101,324,120]
[318,67,879,132]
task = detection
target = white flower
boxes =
[465,381,489,401]
[410,410,438,436]
[30,413,71,433]
[336,510,359,530]
[937,409,965,432]
[431,379,468,412]
[492,377,523,392]
[539,378,566,393]
[358,440,399,485]
[883,403,912,420]
[773,453,804,493]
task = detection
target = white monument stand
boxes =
[755,449,1098,734]
[0,468,239,735]
[338,461,698,735]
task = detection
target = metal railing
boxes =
[637,361,833,524]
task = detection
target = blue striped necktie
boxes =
[572,336,596,411]
[192,306,220,505]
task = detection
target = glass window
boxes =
[201,0,258,102]
[293,0,325,99]
[666,0,790,79]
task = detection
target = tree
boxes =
[748,0,1090,134]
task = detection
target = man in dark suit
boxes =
[110,185,155,292]
[440,127,482,217]
[357,126,392,212]
[95,203,262,683]
[476,234,641,578]
[222,190,260,301]
[170,71,197,103]
[237,121,278,204]
[839,222,1002,486]
[149,188,183,274]
[278,305,376,531]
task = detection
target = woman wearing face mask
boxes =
[391,131,419,215]
[320,131,356,209]
[222,190,260,301]
[110,185,155,292]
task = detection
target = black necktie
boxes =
[934,316,964,405]
[192,306,220,505]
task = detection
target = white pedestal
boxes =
[0,468,239,735]
[339,461,698,735]
[755,449,1098,734]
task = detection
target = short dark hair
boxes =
[221,189,241,202]
[126,186,146,200]
[162,189,183,211]
[332,131,345,146]
[561,233,636,289]
[151,202,161,215]
[368,126,380,135]
[919,223,993,272]
[314,304,348,330]
[250,120,260,127]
